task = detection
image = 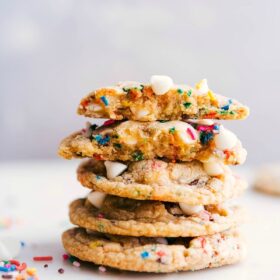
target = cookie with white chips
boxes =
[77,159,247,205]
[58,120,247,165]
[62,228,246,273]
[69,194,244,237]
[77,76,249,121]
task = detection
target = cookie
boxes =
[58,120,247,165]
[77,159,247,205]
[77,78,249,121]
[62,228,246,273]
[254,164,280,195]
[69,197,244,237]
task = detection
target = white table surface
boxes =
[0,160,279,280]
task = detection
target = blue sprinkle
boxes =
[0,266,9,272]
[141,251,150,259]
[100,96,109,106]
[94,135,110,145]
[96,175,102,180]
[21,241,25,247]
[221,99,232,110]
[213,124,220,132]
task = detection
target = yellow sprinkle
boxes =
[207,90,216,101]
[90,240,103,248]
[122,100,130,107]
[26,267,37,276]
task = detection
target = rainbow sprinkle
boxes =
[93,135,110,145]
[140,251,149,259]
[221,99,232,110]
[100,96,109,106]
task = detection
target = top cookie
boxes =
[77,76,249,121]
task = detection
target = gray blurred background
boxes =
[0,0,279,164]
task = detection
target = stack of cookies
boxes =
[58,76,249,273]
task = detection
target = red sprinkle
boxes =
[102,119,115,126]
[97,213,104,219]
[9,260,20,266]
[62,254,69,260]
[16,262,27,272]
[156,250,166,257]
[186,128,196,140]
[224,150,231,159]
[58,268,64,274]
[33,256,53,261]
[81,100,89,108]
[93,154,103,161]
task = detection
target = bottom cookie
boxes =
[62,228,246,273]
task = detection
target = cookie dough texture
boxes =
[77,159,247,205]
[77,84,249,121]
[62,228,246,273]
[254,164,280,195]
[58,121,247,165]
[69,197,244,237]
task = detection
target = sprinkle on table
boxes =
[100,96,109,106]
[33,256,53,261]
[58,268,64,274]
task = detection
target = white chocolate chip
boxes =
[0,237,21,259]
[155,238,168,245]
[150,75,173,95]
[214,126,237,150]
[136,109,150,119]
[195,79,209,94]
[203,161,224,176]
[179,203,204,215]
[87,191,106,209]
[188,119,214,126]
[104,161,127,179]
[88,103,103,112]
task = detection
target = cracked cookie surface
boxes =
[69,197,244,237]
[77,159,247,205]
[62,228,246,273]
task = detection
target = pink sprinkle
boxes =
[98,266,106,272]
[103,119,115,126]
[156,250,166,257]
[72,261,80,267]
[97,213,104,219]
[62,254,69,260]
[187,128,196,140]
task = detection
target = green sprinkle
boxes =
[159,120,168,123]
[132,151,144,161]
[140,85,144,92]
[183,102,192,108]
[177,88,184,94]
[229,111,235,115]
[112,134,119,139]
[169,127,176,134]
[113,143,122,149]
[123,87,131,93]
[187,89,192,96]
